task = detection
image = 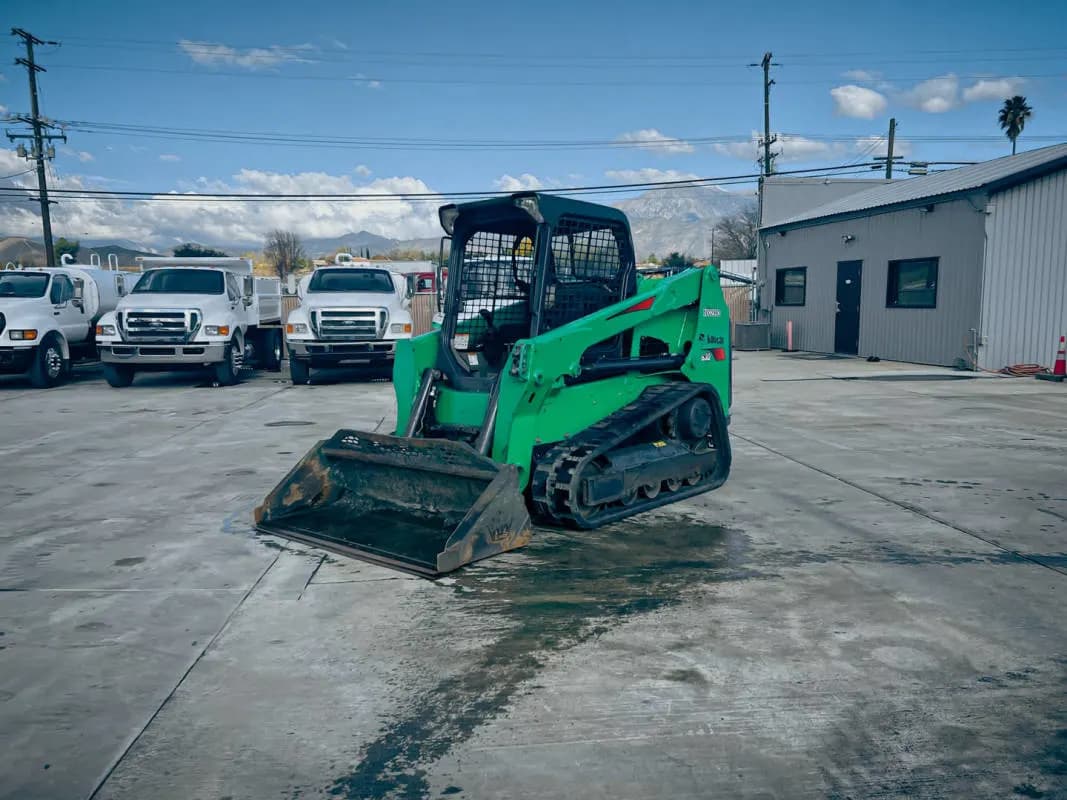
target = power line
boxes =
[42,34,1067,61]
[40,63,1067,87]
[44,119,1067,152]
[0,162,882,203]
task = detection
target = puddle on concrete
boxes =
[264,420,315,427]
[326,515,752,799]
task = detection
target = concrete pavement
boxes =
[1,354,1064,799]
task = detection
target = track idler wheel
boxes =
[677,396,712,443]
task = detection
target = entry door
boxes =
[834,261,862,355]
[50,274,90,343]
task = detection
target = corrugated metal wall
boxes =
[410,293,437,335]
[980,169,1067,369]
[759,197,985,366]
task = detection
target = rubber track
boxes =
[530,382,727,529]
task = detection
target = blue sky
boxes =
[1,0,1065,248]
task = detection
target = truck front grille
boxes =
[123,309,199,342]
[312,308,385,340]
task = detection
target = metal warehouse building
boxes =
[757,143,1067,368]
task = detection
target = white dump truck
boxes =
[284,257,414,384]
[95,257,282,387]
[0,254,132,388]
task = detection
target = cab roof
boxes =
[441,192,630,232]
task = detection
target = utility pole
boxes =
[8,28,65,266]
[885,117,896,179]
[749,52,780,177]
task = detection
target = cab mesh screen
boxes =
[454,230,533,353]
[542,216,628,331]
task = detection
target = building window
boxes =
[887,258,938,308]
[775,267,807,306]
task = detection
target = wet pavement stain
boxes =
[326,515,752,799]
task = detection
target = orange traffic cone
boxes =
[1037,335,1066,382]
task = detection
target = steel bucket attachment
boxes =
[254,429,532,577]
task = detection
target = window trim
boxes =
[50,274,73,305]
[886,257,939,309]
[775,266,807,307]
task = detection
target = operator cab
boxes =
[439,193,636,387]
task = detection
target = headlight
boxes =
[286,322,308,334]
[204,325,230,336]
[96,324,116,336]
[9,329,38,341]
[390,323,412,334]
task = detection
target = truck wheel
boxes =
[103,364,135,388]
[28,334,67,388]
[264,329,282,372]
[289,358,311,385]
[214,337,242,386]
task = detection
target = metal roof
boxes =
[765,143,1067,230]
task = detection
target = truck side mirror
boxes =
[72,280,85,310]
[243,276,254,305]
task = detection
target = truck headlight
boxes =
[9,329,38,341]
[286,322,308,334]
[96,324,116,336]
[390,323,412,334]
[204,325,230,336]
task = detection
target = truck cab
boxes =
[95,257,282,387]
[0,255,131,387]
[284,259,414,384]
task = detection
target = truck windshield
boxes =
[308,269,394,293]
[0,273,50,298]
[132,269,225,294]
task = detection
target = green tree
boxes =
[662,251,696,269]
[998,95,1033,155]
[174,243,228,257]
[53,237,80,263]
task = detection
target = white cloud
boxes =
[615,129,695,155]
[494,173,545,191]
[0,150,442,247]
[713,132,838,164]
[843,69,881,82]
[962,77,1026,103]
[353,73,384,90]
[902,74,960,113]
[0,104,8,116]
[159,154,181,162]
[60,147,94,163]
[853,135,912,159]
[830,85,888,119]
[353,164,372,177]
[604,168,701,183]
[177,39,311,70]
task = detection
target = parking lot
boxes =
[2,351,1065,800]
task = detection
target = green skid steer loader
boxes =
[256,192,732,576]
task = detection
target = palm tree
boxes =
[998,96,1033,155]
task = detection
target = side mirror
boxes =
[72,282,85,310]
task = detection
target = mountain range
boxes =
[1,185,755,265]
